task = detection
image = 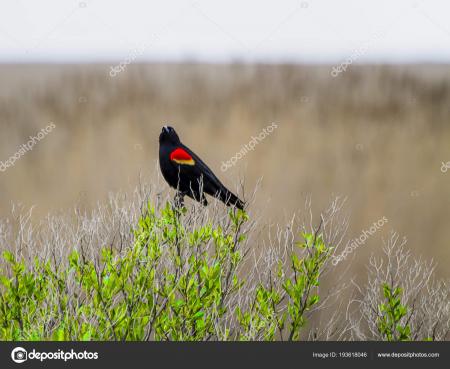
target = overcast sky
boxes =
[0,0,449,63]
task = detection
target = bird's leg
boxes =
[200,193,208,207]
[173,191,185,209]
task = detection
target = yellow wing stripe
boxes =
[172,158,195,165]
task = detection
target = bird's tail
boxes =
[217,187,245,210]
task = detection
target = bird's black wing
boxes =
[179,144,245,209]
[180,144,226,190]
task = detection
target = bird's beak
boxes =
[162,126,169,134]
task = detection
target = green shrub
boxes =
[377,284,411,341]
[1,202,249,341]
[237,231,331,341]
[1,201,418,341]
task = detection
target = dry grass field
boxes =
[0,62,449,283]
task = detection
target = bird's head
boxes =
[159,125,180,145]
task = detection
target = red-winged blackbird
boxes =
[159,126,244,210]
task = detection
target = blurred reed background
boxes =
[0,63,449,278]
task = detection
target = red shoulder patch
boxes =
[170,148,195,165]
[170,148,192,161]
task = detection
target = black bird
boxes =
[159,126,244,210]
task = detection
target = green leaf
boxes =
[2,250,15,264]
